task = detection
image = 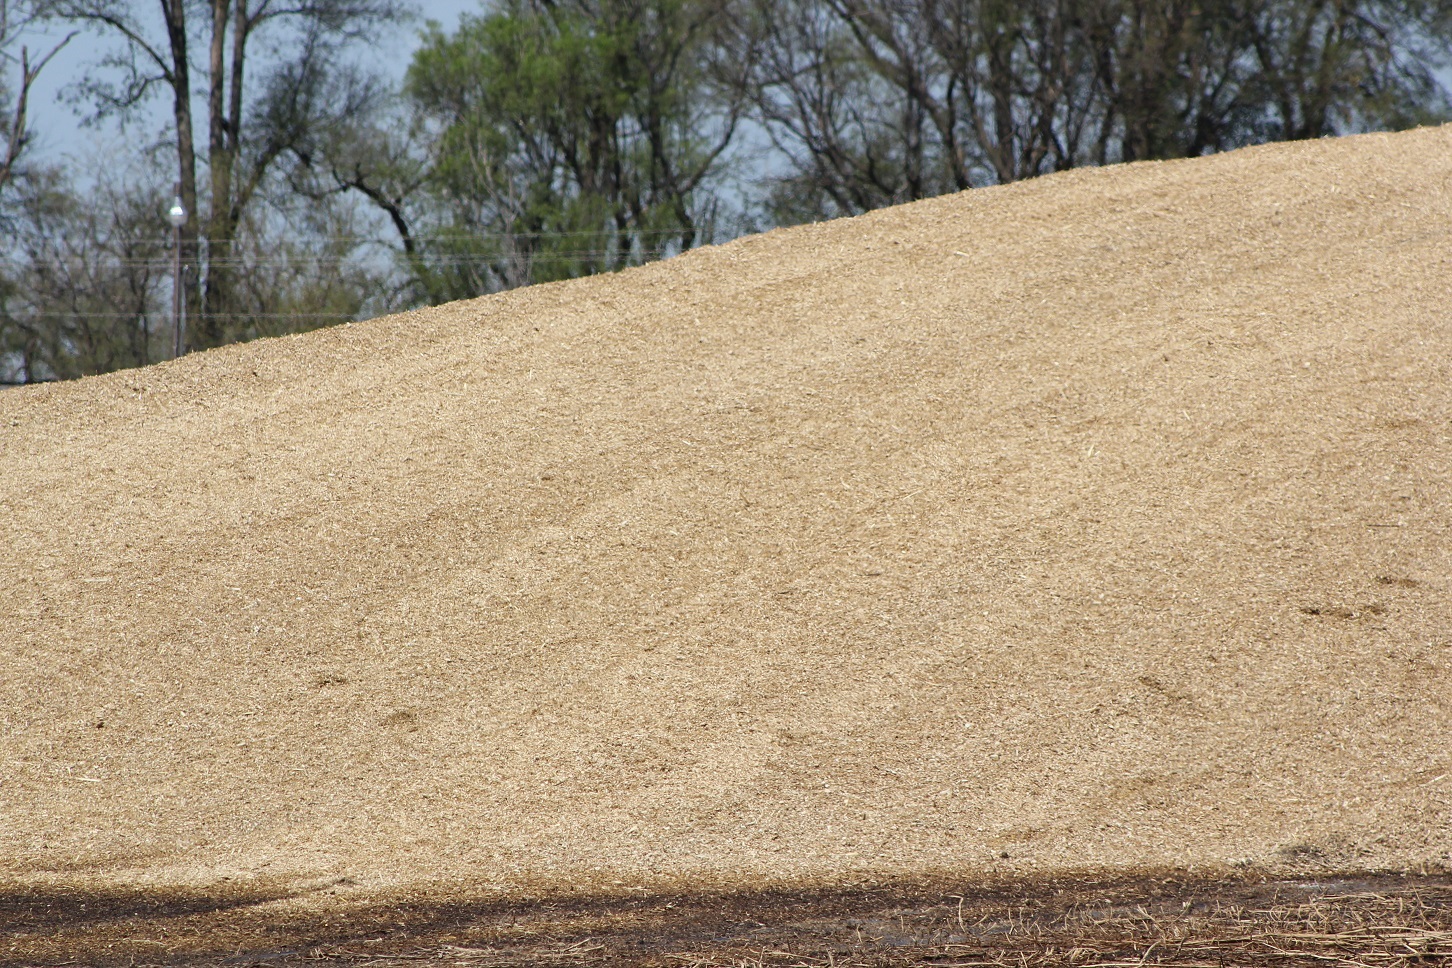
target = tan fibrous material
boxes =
[2,126,1449,901]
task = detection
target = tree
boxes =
[0,170,172,382]
[222,181,400,341]
[740,0,1452,221]
[0,158,396,384]
[386,0,747,299]
[736,0,1122,219]
[1,0,73,210]
[1241,0,1452,141]
[1076,0,1452,161]
[731,0,945,221]
[287,87,431,297]
[49,0,409,349]
[2,0,78,384]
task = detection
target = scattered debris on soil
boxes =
[5,870,1450,966]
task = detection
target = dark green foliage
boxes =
[402,0,743,299]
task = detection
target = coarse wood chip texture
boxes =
[2,126,1450,905]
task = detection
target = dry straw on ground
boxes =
[5,870,1450,965]
[1,125,1449,905]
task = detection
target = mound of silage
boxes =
[2,126,1450,899]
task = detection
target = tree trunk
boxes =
[199,0,235,349]
[161,0,202,347]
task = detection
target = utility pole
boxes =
[168,186,187,358]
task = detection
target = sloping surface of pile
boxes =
[2,126,1450,899]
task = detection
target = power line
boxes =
[7,311,362,320]
[0,225,712,252]
[0,249,695,270]
[0,227,707,257]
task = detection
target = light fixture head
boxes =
[168,196,187,228]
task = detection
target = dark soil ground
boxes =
[6,869,1450,967]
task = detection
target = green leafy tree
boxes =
[395,0,746,299]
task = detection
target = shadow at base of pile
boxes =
[4,867,1450,966]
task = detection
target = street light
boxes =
[168,190,187,359]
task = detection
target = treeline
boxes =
[2,0,1449,383]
